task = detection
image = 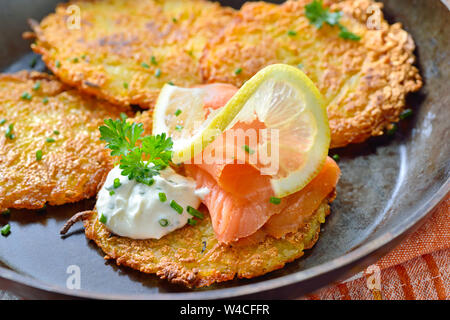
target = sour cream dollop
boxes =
[96,166,208,239]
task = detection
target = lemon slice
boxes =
[153,64,330,197]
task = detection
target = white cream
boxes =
[96,166,207,239]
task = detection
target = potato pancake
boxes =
[200,0,422,148]
[83,201,330,288]
[29,0,235,109]
[0,71,127,211]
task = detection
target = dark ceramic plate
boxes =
[0,0,448,299]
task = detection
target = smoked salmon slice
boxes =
[185,83,340,243]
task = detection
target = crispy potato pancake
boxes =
[0,71,127,211]
[29,0,235,109]
[84,201,330,288]
[200,0,422,148]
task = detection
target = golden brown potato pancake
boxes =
[0,71,127,212]
[83,201,330,288]
[200,0,422,148]
[29,0,235,109]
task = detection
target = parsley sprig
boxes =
[99,115,173,186]
[305,0,360,41]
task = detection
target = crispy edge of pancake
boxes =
[27,0,236,109]
[199,0,422,148]
[0,71,128,211]
[83,199,331,288]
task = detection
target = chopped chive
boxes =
[151,56,158,65]
[174,109,182,116]
[170,200,183,214]
[32,81,41,91]
[175,125,183,131]
[53,130,60,135]
[155,68,161,78]
[29,57,37,68]
[172,17,178,23]
[21,92,32,100]
[36,150,43,161]
[399,108,413,120]
[287,30,297,36]
[5,124,14,140]
[46,137,55,143]
[159,218,169,227]
[99,213,107,224]
[270,197,281,205]
[141,62,150,69]
[338,25,361,41]
[123,82,128,89]
[43,97,49,104]
[234,67,242,75]
[243,144,255,154]
[55,60,61,68]
[72,57,79,63]
[113,178,121,188]
[1,209,10,217]
[332,154,340,162]
[387,123,398,136]
[1,224,10,236]
[187,206,204,219]
[167,81,174,86]
[158,192,167,202]
[0,119,6,125]
[81,54,87,59]
[109,190,115,196]
[187,218,197,226]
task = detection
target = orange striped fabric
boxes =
[301,195,449,300]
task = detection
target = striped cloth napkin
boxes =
[302,195,449,300]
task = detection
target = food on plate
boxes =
[0,71,127,212]
[200,0,422,148]
[28,0,235,109]
[62,65,341,287]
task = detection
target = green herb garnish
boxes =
[123,82,129,89]
[36,150,43,161]
[187,218,197,226]
[287,30,297,36]
[113,178,121,188]
[234,67,242,75]
[30,57,37,68]
[46,137,55,143]
[32,81,41,91]
[0,119,6,125]
[109,190,115,196]
[21,92,32,100]
[151,56,158,65]
[1,224,10,236]
[158,192,167,202]
[270,197,281,205]
[155,68,161,78]
[99,118,173,186]
[174,109,182,116]
[159,218,169,227]
[400,108,413,120]
[43,97,49,104]
[72,57,79,63]
[387,123,398,136]
[305,0,360,40]
[55,60,61,68]
[5,124,14,140]
[332,154,340,162]
[170,200,183,214]
[141,62,150,69]
[187,206,204,219]
[243,144,255,155]
[53,130,60,135]
[175,125,183,131]
[99,213,107,224]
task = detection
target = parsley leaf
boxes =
[99,117,173,186]
[305,0,360,41]
[99,117,144,156]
